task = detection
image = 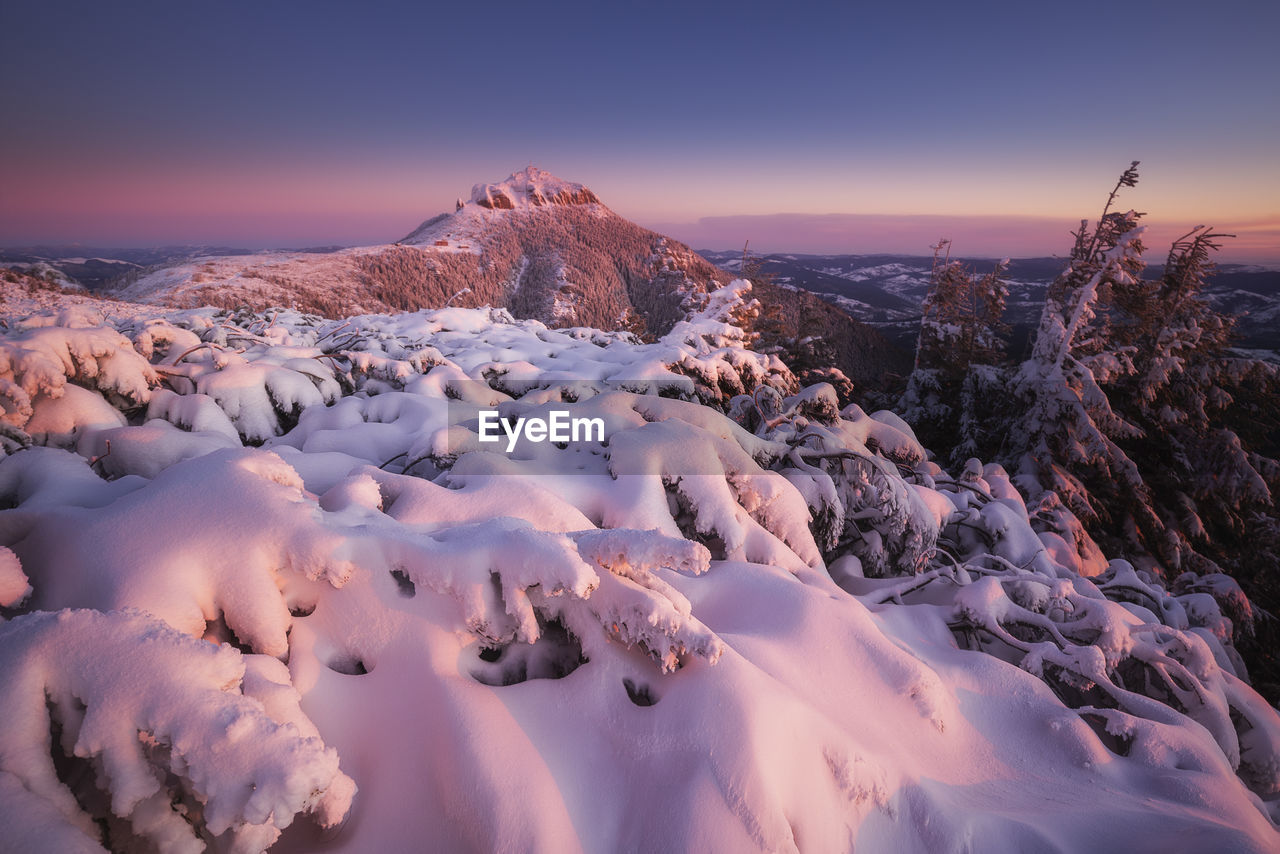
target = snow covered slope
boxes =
[1,280,1277,852]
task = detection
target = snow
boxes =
[0,281,1277,852]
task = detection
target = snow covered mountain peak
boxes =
[468,166,601,210]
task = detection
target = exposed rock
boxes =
[469,166,600,211]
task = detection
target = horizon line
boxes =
[3,209,1278,266]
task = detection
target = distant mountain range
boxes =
[701,250,1280,354]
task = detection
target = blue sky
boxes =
[2,0,1277,260]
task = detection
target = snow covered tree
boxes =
[1008,163,1151,562]
[899,240,1011,464]
[1099,226,1278,573]
[1103,226,1280,696]
[1009,190,1280,588]
[915,240,1010,373]
[997,166,1280,701]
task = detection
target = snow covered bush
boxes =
[0,609,355,853]
[730,383,938,578]
[0,321,155,440]
[3,448,362,656]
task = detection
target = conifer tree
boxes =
[900,240,1010,464]
[1010,163,1150,545]
[1005,167,1280,677]
[896,162,1280,697]
[1108,226,1279,575]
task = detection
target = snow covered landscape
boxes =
[2,230,1279,850]
[3,0,1279,846]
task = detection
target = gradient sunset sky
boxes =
[3,0,1278,262]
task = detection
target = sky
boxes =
[2,0,1278,262]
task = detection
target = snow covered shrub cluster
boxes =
[0,609,355,854]
[0,308,156,452]
[1,278,1278,851]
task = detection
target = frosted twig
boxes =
[315,321,352,344]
